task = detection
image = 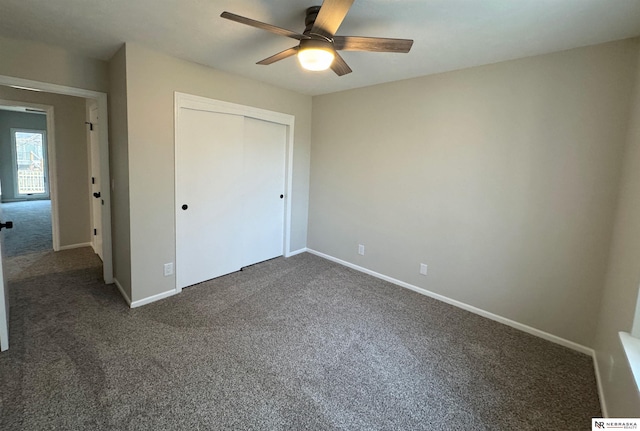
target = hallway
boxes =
[0,246,112,429]
[2,200,52,257]
[0,196,108,427]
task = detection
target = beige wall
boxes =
[594,45,640,416]
[309,39,638,347]
[123,43,312,302]
[0,86,91,247]
[0,36,108,93]
[108,46,132,299]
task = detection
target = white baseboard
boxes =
[306,248,592,356]
[113,278,131,306]
[593,353,609,417]
[130,289,177,308]
[285,247,308,257]
[305,248,614,415]
[57,242,92,251]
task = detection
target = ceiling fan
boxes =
[220,0,413,76]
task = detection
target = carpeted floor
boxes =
[1,200,52,257]
[0,248,601,430]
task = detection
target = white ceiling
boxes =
[1,0,640,96]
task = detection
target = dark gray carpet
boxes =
[0,249,601,430]
[1,200,52,257]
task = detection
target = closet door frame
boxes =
[174,92,295,294]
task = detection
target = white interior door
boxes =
[176,108,244,289]
[0,185,10,351]
[89,106,103,259]
[242,117,286,267]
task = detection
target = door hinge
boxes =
[93,229,97,236]
[92,177,95,184]
[85,121,93,131]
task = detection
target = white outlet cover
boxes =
[420,264,428,275]
[358,245,365,255]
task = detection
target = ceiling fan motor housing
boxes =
[304,6,323,35]
[299,38,333,51]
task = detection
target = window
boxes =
[10,129,49,198]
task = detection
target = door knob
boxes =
[280,194,284,199]
[182,204,188,210]
[93,192,101,198]
[0,221,13,231]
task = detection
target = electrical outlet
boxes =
[358,244,365,256]
[163,262,174,276]
[420,263,428,276]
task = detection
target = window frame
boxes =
[619,288,640,393]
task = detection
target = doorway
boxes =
[0,76,113,352]
[0,76,112,284]
[0,105,54,259]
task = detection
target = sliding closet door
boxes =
[242,117,286,267]
[176,108,244,289]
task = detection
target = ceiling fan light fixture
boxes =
[297,39,334,71]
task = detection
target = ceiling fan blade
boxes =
[257,47,299,65]
[221,11,309,40]
[311,0,355,37]
[331,51,352,76]
[333,36,414,53]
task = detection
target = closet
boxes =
[175,95,290,290]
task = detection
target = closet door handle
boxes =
[280,194,284,199]
[182,204,188,210]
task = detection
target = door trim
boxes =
[174,92,295,294]
[0,75,113,284]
